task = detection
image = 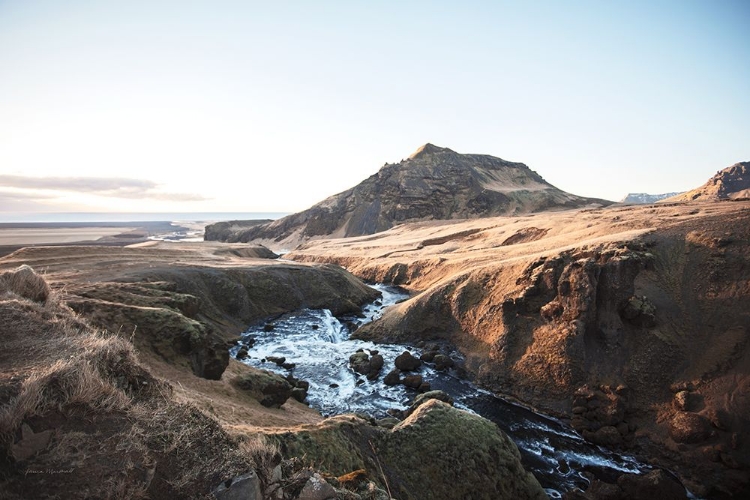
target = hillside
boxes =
[288,200,750,498]
[0,243,545,499]
[205,144,611,249]
[665,162,750,202]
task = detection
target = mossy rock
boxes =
[270,415,381,475]
[270,402,546,500]
[67,299,227,379]
[234,369,293,408]
[379,400,547,500]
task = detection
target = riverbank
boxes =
[287,200,750,498]
[0,242,546,499]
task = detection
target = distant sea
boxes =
[0,212,290,223]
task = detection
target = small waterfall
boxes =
[320,310,346,343]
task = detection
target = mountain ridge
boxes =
[665,162,750,202]
[207,144,611,248]
[621,192,683,204]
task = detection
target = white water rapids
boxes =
[231,284,667,498]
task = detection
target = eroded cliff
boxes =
[289,200,750,498]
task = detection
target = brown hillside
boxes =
[665,162,750,202]
[288,200,750,498]
[205,144,611,249]
[0,242,546,499]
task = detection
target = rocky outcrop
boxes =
[204,219,274,242]
[234,369,293,408]
[210,144,610,248]
[0,271,257,500]
[665,161,750,202]
[1,246,379,381]
[293,202,750,497]
[270,400,546,500]
[349,350,384,380]
[356,243,654,410]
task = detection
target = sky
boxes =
[1,0,748,215]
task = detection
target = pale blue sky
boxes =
[1,0,748,213]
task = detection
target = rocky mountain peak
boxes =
[665,161,750,202]
[205,146,611,248]
[408,143,455,160]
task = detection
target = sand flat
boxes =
[0,227,137,245]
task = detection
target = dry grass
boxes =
[0,358,131,437]
[0,264,51,303]
[238,434,281,489]
[0,266,255,499]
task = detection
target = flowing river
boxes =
[231,284,654,498]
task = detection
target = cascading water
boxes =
[232,284,659,498]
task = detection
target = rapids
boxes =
[232,284,655,498]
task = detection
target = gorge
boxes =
[2,146,749,499]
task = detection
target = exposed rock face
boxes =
[270,401,546,500]
[204,219,273,242]
[289,201,750,497]
[208,144,609,248]
[0,246,378,380]
[665,161,750,202]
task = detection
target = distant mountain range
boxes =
[205,144,611,247]
[620,192,683,204]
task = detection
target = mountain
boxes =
[207,144,611,248]
[665,162,750,202]
[621,192,683,204]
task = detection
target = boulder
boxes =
[213,471,263,500]
[420,350,438,363]
[402,374,423,389]
[349,351,384,380]
[267,356,286,366]
[297,473,337,500]
[583,426,622,447]
[433,354,455,371]
[383,369,401,386]
[395,351,422,371]
[381,400,547,500]
[234,369,293,408]
[291,387,308,403]
[669,412,712,444]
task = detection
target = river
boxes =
[231,284,654,498]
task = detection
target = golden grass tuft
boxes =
[0,264,51,303]
[0,264,259,498]
[0,358,131,437]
